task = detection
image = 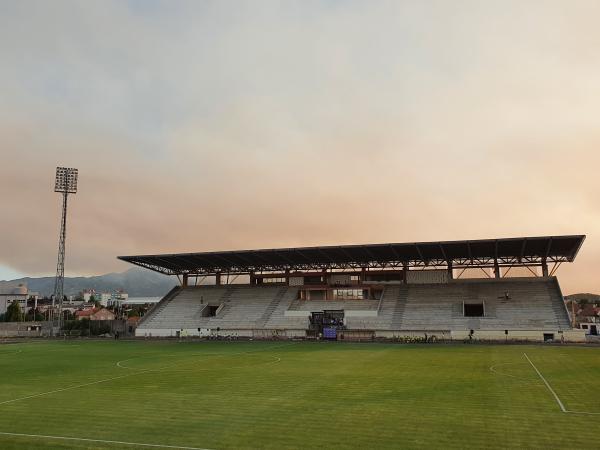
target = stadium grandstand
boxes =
[119,235,586,342]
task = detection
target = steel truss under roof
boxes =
[118,235,585,277]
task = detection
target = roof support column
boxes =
[361,267,367,283]
[494,259,500,279]
[447,261,453,280]
[249,271,256,285]
[182,274,189,287]
[542,258,549,277]
[403,262,408,284]
[215,273,222,285]
[285,269,290,286]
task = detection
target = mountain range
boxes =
[0,267,177,297]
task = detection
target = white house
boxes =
[0,284,30,315]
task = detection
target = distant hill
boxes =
[0,267,177,297]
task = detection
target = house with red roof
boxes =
[75,307,116,321]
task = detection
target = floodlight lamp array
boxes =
[54,167,78,194]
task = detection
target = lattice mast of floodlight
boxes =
[52,167,78,330]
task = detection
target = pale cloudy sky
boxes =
[1,0,599,294]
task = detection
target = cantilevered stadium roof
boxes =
[118,235,585,276]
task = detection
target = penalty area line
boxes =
[522,352,600,415]
[0,431,213,450]
[523,352,567,412]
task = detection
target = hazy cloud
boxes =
[1,0,599,293]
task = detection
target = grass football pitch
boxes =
[0,340,598,449]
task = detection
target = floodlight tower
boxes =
[52,167,78,331]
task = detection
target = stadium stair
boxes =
[215,287,235,318]
[344,286,397,330]
[137,286,181,327]
[255,287,288,328]
[546,278,571,329]
[390,286,408,329]
[263,288,308,330]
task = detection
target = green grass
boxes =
[0,340,598,449]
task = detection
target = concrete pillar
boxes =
[361,267,367,283]
[542,259,549,277]
[285,269,290,286]
[402,262,408,284]
[215,273,221,285]
[447,261,454,280]
[249,271,255,285]
[182,274,188,287]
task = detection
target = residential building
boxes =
[75,308,116,321]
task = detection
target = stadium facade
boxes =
[119,235,587,342]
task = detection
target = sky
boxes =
[0,0,599,294]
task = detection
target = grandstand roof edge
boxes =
[117,235,586,276]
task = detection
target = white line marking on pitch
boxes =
[566,410,600,416]
[0,370,152,406]
[0,431,213,449]
[524,352,567,412]
[523,352,600,416]
[489,362,529,380]
[0,343,293,448]
[1,343,291,406]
